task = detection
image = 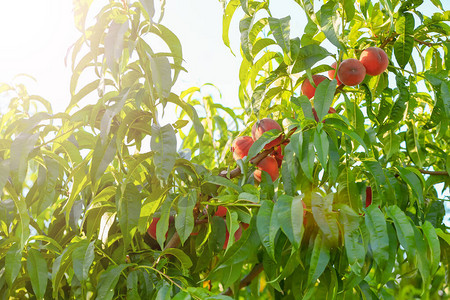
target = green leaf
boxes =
[157,195,174,249]
[342,0,355,20]
[0,159,9,197]
[67,79,102,112]
[257,200,279,260]
[118,183,142,253]
[413,224,430,285]
[175,190,197,245]
[10,132,40,189]
[327,119,368,153]
[126,270,140,300]
[268,16,291,55]
[314,128,329,170]
[149,24,183,82]
[149,55,172,101]
[338,167,360,211]
[27,249,48,299]
[338,205,364,275]
[308,231,330,285]
[314,79,337,121]
[312,193,339,246]
[275,195,304,249]
[100,89,129,144]
[405,121,426,168]
[161,248,193,270]
[5,182,30,249]
[365,205,389,269]
[396,166,424,206]
[222,0,240,53]
[105,20,129,79]
[393,12,415,69]
[5,242,21,287]
[252,38,276,56]
[386,205,416,258]
[245,129,282,163]
[151,124,177,181]
[139,0,155,19]
[240,16,254,62]
[167,93,204,141]
[90,136,117,184]
[97,264,132,300]
[204,175,243,193]
[361,159,393,205]
[292,45,332,73]
[318,0,345,51]
[422,221,440,275]
[224,211,240,251]
[299,129,315,182]
[172,291,191,300]
[381,130,401,159]
[72,240,95,283]
[72,0,93,32]
[216,221,260,269]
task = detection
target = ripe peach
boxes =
[214,206,227,217]
[231,136,254,160]
[254,156,279,182]
[223,223,243,249]
[365,186,372,208]
[312,107,336,123]
[359,47,388,76]
[251,118,282,149]
[337,58,366,86]
[301,75,328,99]
[328,62,342,85]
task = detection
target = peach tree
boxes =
[0,0,449,298]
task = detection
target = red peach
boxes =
[231,136,254,160]
[337,58,366,86]
[359,47,389,76]
[251,118,283,149]
[301,75,329,99]
[253,156,279,182]
[214,206,227,217]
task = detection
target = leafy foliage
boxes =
[0,0,449,299]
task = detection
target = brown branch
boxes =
[223,263,264,296]
[419,169,448,176]
[379,33,398,49]
[414,38,439,48]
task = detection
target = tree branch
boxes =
[223,263,264,296]
[419,169,448,176]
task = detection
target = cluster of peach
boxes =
[301,47,389,100]
[231,118,284,183]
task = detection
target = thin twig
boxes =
[419,169,448,176]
